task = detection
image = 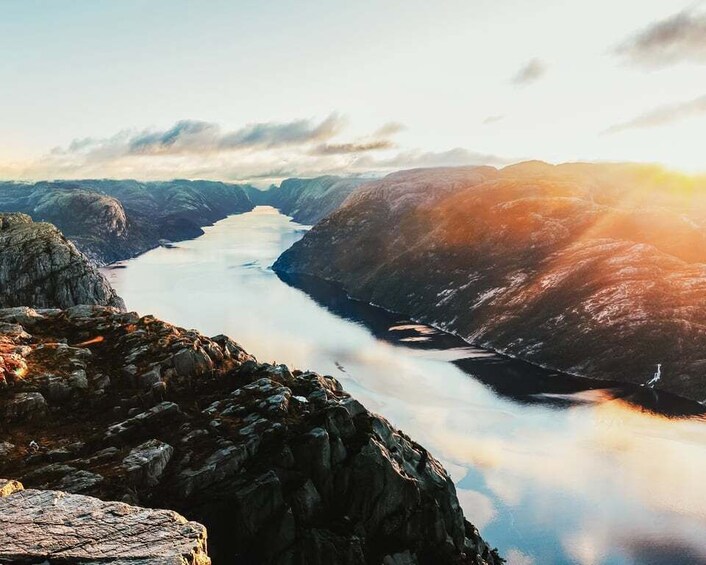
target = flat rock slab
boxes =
[0,487,210,564]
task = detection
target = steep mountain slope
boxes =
[274,163,706,401]
[0,180,255,263]
[0,305,500,565]
[0,213,124,310]
[252,176,369,224]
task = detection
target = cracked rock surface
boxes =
[0,480,210,564]
[0,305,500,565]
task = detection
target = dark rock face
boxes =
[0,306,500,565]
[251,176,369,224]
[274,163,706,401]
[0,213,125,310]
[0,180,255,264]
[0,480,211,564]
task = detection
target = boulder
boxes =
[0,487,210,564]
[4,392,47,422]
[123,439,174,487]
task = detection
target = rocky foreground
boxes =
[0,305,500,565]
[0,213,125,311]
[0,479,210,564]
[275,162,706,401]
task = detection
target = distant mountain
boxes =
[0,213,124,309]
[251,176,370,224]
[0,180,255,264]
[274,162,706,402]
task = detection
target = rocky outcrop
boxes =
[250,176,369,224]
[0,180,256,264]
[0,306,500,565]
[0,479,210,564]
[0,213,125,310]
[274,162,706,401]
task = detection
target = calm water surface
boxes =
[103,206,706,565]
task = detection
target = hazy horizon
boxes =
[1,0,704,183]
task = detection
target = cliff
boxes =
[0,213,125,310]
[0,479,211,564]
[0,305,501,565]
[0,180,256,264]
[274,163,706,402]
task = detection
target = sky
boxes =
[0,0,704,184]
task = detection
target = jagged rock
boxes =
[0,485,210,564]
[0,307,501,565]
[4,392,47,422]
[123,439,174,487]
[105,401,183,441]
[0,213,125,310]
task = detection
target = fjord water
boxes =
[103,206,706,565]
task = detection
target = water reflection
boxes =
[103,206,706,565]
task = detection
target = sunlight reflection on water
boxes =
[103,206,706,565]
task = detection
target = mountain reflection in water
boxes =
[103,206,706,565]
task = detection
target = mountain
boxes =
[250,176,369,224]
[274,162,706,402]
[0,180,255,264]
[0,213,124,310]
[0,305,500,565]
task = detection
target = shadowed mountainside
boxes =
[274,162,706,401]
[0,180,255,264]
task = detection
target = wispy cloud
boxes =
[350,147,510,171]
[615,8,706,68]
[3,115,506,184]
[511,58,546,85]
[482,115,505,125]
[604,93,706,133]
[61,114,348,158]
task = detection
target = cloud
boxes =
[313,139,396,155]
[351,147,510,171]
[482,115,505,125]
[2,114,506,184]
[126,114,346,155]
[604,93,706,133]
[615,9,706,68]
[511,58,546,85]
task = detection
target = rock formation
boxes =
[0,479,211,564]
[0,213,125,310]
[274,162,706,401]
[0,305,501,565]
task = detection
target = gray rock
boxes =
[0,441,15,458]
[123,439,174,487]
[173,347,214,377]
[0,487,210,564]
[4,392,47,422]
